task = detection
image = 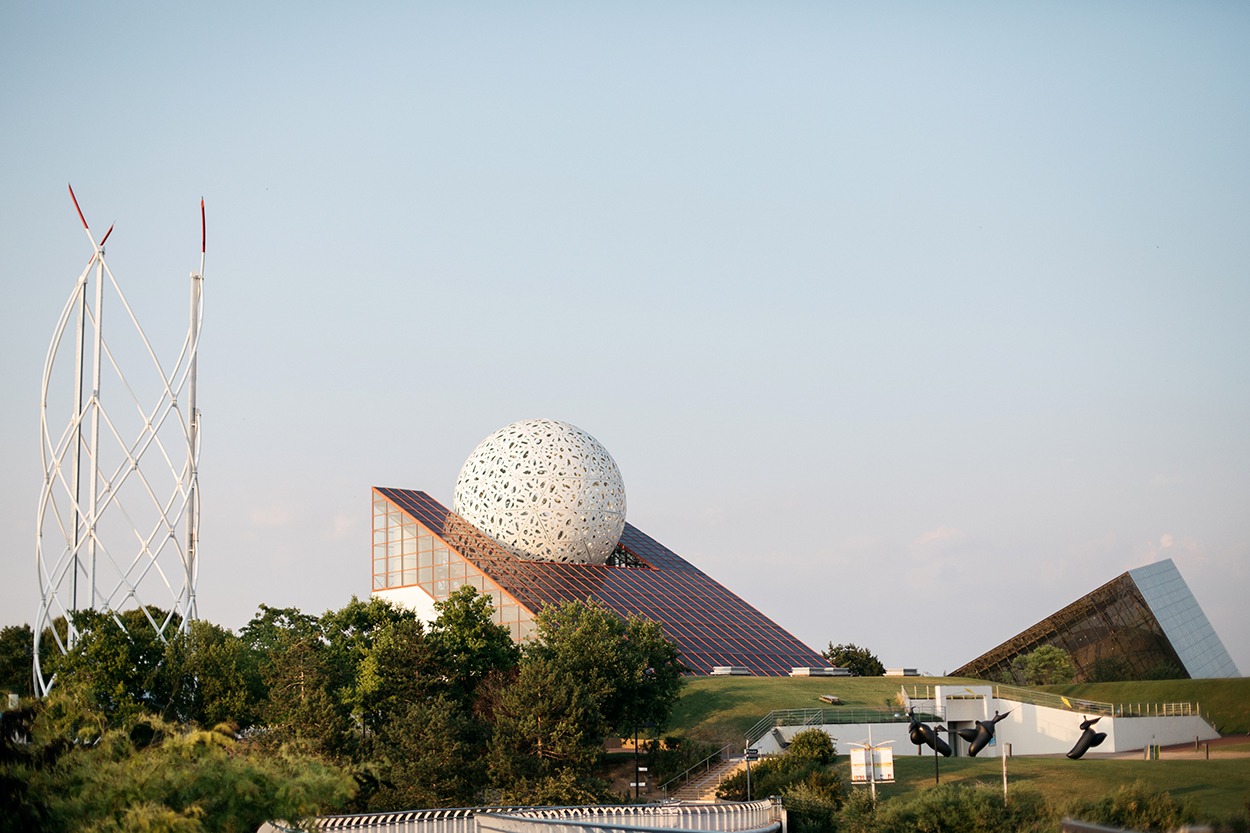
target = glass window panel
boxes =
[449,561,465,579]
[402,554,416,571]
[388,571,400,587]
[434,580,448,597]
[449,577,465,593]
[402,536,416,555]
[372,575,386,590]
[402,520,416,539]
[402,570,417,586]
[374,529,387,545]
[418,535,432,554]
[434,547,449,565]
[434,565,448,581]
[419,551,433,568]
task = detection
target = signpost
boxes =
[745,747,758,800]
[849,729,894,801]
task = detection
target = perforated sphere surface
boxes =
[452,419,627,564]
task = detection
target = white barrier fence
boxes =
[270,800,782,833]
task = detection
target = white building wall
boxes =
[751,723,914,757]
[373,584,439,622]
[749,692,1219,759]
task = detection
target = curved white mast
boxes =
[34,188,205,695]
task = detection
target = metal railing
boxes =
[744,708,909,747]
[276,800,783,833]
[901,683,1200,721]
[658,743,733,796]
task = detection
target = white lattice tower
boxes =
[33,187,205,695]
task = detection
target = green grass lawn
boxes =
[668,676,986,745]
[864,753,1250,819]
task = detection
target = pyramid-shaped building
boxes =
[370,487,828,676]
[953,559,1239,682]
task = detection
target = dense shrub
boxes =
[870,782,1053,833]
[1065,779,1197,832]
[787,728,836,764]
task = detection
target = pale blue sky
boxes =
[3,2,1248,675]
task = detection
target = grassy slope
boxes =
[1040,678,1250,735]
[877,754,1250,819]
[666,676,1250,818]
[667,676,980,745]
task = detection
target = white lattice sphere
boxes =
[453,419,627,564]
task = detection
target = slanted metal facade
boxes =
[953,559,1239,682]
[371,487,828,676]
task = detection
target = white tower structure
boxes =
[34,187,205,695]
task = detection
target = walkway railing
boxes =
[902,683,1200,721]
[273,800,782,833]
[744,707,909,747]
[659,743,732,795]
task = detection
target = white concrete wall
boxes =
[748,692,1219,759]
[1103,715,1219,752]
[373,584,439,622]
[987,698,1218,756]
[750,723,914,757]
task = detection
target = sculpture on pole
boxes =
[958,709,1011,756]
[33,187,205,695]
[908,708,952,756]
[1066,715,1107,759]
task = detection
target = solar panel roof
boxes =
[375,487,829,676]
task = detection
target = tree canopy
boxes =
[821,642,885,677]
[4,591,688,822]
[1012,645,1077,685]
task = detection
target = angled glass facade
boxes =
[954,558,1240,682]
[371,487,830,676]
[1129,560,1239,678]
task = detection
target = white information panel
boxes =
[850,747,895,783]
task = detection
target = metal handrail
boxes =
[658,743,733,795]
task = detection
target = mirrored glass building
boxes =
[954,559,1240,682]
[370,487,829,675]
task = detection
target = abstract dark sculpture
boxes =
[1066,715,1107,759]
[956,709,1010,757]
[908,708,952,756]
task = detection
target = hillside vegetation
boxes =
[668,676,1250,745]
[1041,678,1250,735]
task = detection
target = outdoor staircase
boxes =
[668,758,747,802]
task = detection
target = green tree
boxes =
[255,627,352,760]
[1012,645,1077,685]
[159,619,258,728]
[821,642,885,677]
[0,624,34,699]
[524,600,685,737]
[18,712,355,833]
[370,694,486,810]
[486,655,605,791]
[427,586,519,708]
[786,727,836,764]
[46,607,179,725]
[350,616,434,735]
